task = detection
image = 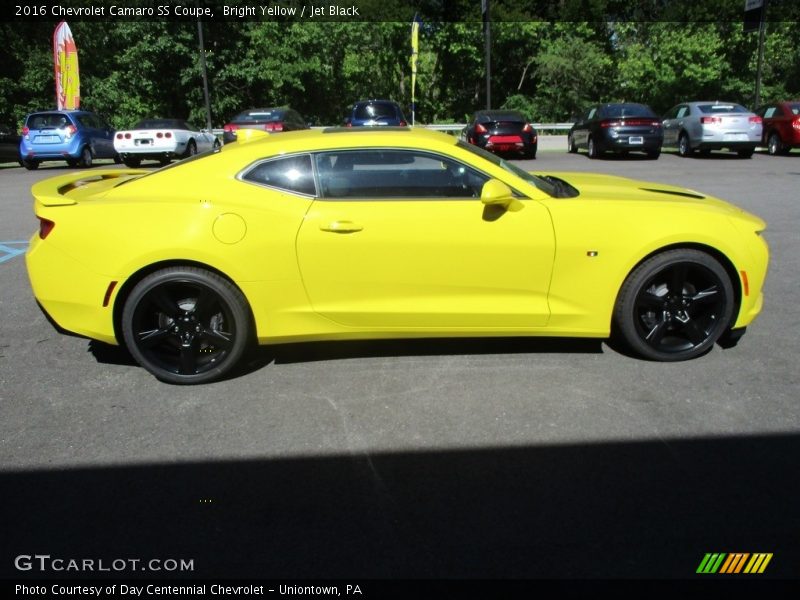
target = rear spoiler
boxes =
[31,169,147,206]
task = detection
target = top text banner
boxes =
[5,0,798,22]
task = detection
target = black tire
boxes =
[646,149,661,159]
[567,133,578,153]
[79,146,93,168]
[737,147,755,159]
[213,139,221,151]
[121,267,252,384]
[123,157,141,168]
[677,133,692,157]
[66,158,78,168]
[158,156,171,166]
[22,159,38,170]
[113,154,123,164]
[587,136,600,159]
[184,139,197,159]
[524,145,537,159]
[767,132,783,156]
[613,249,734,361]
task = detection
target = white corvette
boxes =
[114,118,220,167]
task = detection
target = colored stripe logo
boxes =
[697,552,773,574]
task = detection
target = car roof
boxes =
[475,110,525,120]
[353,99,401,106]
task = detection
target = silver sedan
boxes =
[662,101,762,158]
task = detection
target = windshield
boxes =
[456,140,557,197]
[133,119,189,130]
[601,104,655,118]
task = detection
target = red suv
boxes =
[756,101,800,155]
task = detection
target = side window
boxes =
[676,106,689,119]
[764,106,776,118]
[242,154,316,196]
[586,108,597,120]
[315,150,489,200]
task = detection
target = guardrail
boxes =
[211,123,573,136]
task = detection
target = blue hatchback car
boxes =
[19,110,119,169]
[344,100,408,127]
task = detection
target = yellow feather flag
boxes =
[410,18,419,125]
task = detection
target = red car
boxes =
[756,101,800,155]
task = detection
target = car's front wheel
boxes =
[613,249,734,361]
[121,267,252,384]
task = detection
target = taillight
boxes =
[264,122,284,132]
[475,123,488,133]
[124,133,131,139]
[165,132,172,138]
[345,122,353,127]
[116,133,123,139]
[64,124,77,139]
[223,124,239,132]
[600,120,622,128]
[522,123,534,133]
[22,126,30,139]
[701,117,722,124]
[399,120,408,126]
[793,118,800,131]
[38,217,55,239]
[749,116,762,124]
[156,132,163,138]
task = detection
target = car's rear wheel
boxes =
[767,132,783,156]
[22,159,38,170]
[614,249,734,361]
[587,136,600,159]
[184,140,197,159]
[677,133,692,157]
[79,147,93,168]
[122,267,251,384]
[568,133,577,153]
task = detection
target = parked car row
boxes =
[3,98,798,168]
[565,100,792,160]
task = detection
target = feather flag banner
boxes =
[53,21,80,110]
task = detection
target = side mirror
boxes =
[480,179,522,211]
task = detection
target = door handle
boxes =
[320,221,363,233]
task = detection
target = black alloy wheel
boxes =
[122,267,251,384]
[614,249,734,361]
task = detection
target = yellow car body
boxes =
[26,127,768,383]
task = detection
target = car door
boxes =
[296,148,555,329]
[573,107,596,147]
[661,105,679,146]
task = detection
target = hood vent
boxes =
[639,187,706,199]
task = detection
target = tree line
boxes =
[1,19,799,129]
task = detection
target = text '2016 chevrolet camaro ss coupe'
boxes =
[26,127,768,384]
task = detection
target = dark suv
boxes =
[345,100,408,127]
[19,110,118,169]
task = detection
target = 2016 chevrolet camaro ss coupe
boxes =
[26,127,769,384]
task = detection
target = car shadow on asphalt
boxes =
[3,433,799,578]
[248,337,604,367]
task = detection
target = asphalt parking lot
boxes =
[1,141,799,580]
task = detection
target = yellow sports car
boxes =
[26,127,768,384]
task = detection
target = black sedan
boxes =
[222,107,309,144]
[0,124,21,164]
[568,103,663,159]
[462,110,537,159]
